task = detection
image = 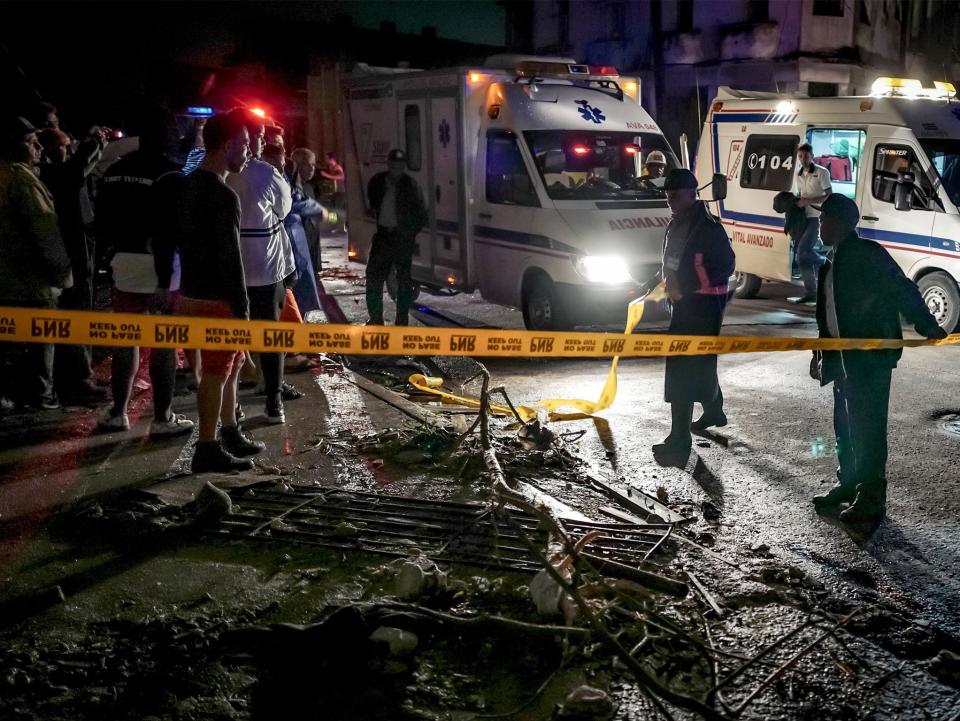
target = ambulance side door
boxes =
[857,137,935,274]
[473,129,542,306]
[398,98,433,279]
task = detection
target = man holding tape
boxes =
[654,169,735,464]
[810,194,945,525]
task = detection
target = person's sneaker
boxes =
[691,411,727,432]
[265,398,286,425]
[280,381,304,401]
[220,425,266,457]
[98,408,130,432]
[191,440,253,473]
[149,413,195,439]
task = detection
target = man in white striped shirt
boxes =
[227,110,295,424]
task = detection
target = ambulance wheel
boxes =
[522,275,572,331]
[386,267,421,302]
[734,272,762,299]
[918,271,960,332]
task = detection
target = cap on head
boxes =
[387,148,406,164]
[817,193,860,227]
[662,168,698,191]
[4,116,36,142]
[646,150,666,165]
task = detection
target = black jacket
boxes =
[367,172,428,239]
[39,136,103,280]
[662,201,735,299]
[96,150,182,260]
[815,231,940,383]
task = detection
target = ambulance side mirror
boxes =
[894,171,915,212]
[711,173,727,201]
[542,150,566,174]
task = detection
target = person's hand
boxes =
[88,126,109,145]
[809,351,821,381]
[150,288,172,313]
[796,197,809,208]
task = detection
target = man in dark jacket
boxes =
[38,125,107,404]
[653,169,736,464]
[96,108,194,438]
[365,148,428,326]
[0,116,74,410]
[810,194,946,525]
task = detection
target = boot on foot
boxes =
[221,425,266,457]
[192,440,253,473]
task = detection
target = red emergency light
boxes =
[624,146,638,155]
[572,145,590,155]
[250,107,267,119]
[589,65,619,78]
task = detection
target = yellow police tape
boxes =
[3,291,955,421]
[407,284,669,421]
[2,305,956,358]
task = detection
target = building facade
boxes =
[518,0,959,156]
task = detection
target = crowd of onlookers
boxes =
[0,102,344,472]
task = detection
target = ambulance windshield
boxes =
[920,139,960,209]
[524,130,678,200]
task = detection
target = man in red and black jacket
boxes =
[653,169,735,465]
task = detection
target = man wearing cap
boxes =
[810,193,946,525]
[792,143,831,303]
[365,148,428,326]
[653,169,735,464]
[0,116,73,410]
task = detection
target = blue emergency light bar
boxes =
[186,106,215,117]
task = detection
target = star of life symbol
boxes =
[576,100,606,124]
[438,119,451,148]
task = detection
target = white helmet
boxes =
[645,150,667,165]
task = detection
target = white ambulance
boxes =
[696,79,960,330]
[341,56,708,330]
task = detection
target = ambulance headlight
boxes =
[574,255,633,284]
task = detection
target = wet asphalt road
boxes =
[322,239,960,636]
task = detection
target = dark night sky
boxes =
[1,1,506,130]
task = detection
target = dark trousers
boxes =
[366,229,415,325]
[55,273,94,392]
[833,367,892,491]
[0,297,56,406]
[248,282,284,403]
[797,218,826,297]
